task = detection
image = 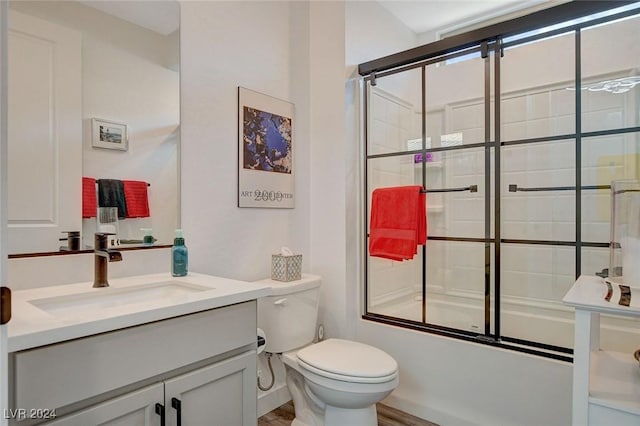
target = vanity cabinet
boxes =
[9,301,258,426]
[563,276,640,426]
[163,350,255,426]
[44,351,255,426]
[44,383,164,426]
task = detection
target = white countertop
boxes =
[562,275,640,316]
[8,272,271,352]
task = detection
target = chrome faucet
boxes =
[93,233,123,288]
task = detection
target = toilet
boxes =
[258,274,399,426]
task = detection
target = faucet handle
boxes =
[94,232,117,249]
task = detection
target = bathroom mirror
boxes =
[7,0,180,255]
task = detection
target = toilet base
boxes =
[291,419,312,426]
[286,367,324,426]
[290,404,377,426]
[281,342,397,426]
[285,360,386,426]
[325,405,377,426]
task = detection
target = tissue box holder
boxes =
[272,254,302,282]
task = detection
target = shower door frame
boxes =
[361,0,640,361]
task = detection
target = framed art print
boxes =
[238,87,294,208]
[92,118,128,151]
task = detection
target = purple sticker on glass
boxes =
[414,152,433,163]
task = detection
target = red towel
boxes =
[123,180,150,218]
[369,185,426,261]
[82,177,97,218]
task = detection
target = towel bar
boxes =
[508,184,608,192]
[94,181,150,187]
[420,185,477,193]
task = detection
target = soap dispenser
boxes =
[141,228,154,246]
[172,229,188,277]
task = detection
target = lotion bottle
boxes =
[172,229,188,277]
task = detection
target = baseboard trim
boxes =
[258,382,291,417]
[383,393,476,426]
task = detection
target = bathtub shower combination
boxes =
[360,2,640,360]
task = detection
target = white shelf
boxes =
[565,275,640,425]
[590,350,640,415]
[427,205,444,213]
[563,275,640,316]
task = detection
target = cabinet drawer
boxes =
[12,301,256,413]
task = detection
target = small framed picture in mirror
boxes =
[92,118,128,151]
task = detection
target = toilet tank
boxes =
[257,274,321,353]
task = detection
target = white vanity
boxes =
[7,273,270,425]
[563,275,640,426]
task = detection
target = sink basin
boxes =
[29,281,212,316]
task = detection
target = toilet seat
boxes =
[296,339,398,384]
[297,358,398,384]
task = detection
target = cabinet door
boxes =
[164,350,256,426]
[43,383,164,426]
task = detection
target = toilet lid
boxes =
[296,339,397,379]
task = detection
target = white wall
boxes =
[180,0,344,337]
[347,2,575,425]
[180,0,348,413]
[179,1,310,283]
[345,1,418,75]
[308,1,347,340]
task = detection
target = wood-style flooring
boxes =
[258,401,439,426]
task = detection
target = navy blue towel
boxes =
[97,179,127,219]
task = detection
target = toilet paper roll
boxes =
[257,328,266,354]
